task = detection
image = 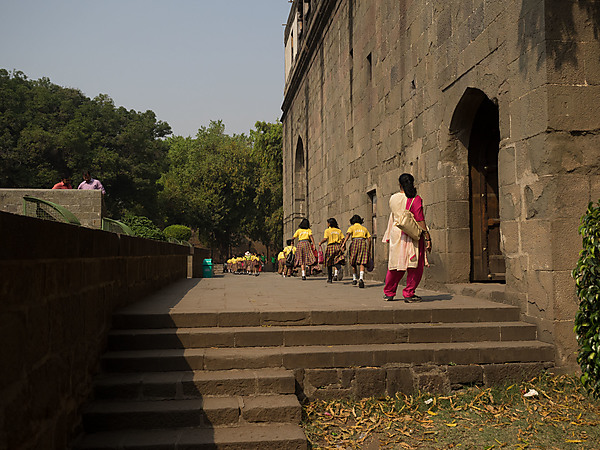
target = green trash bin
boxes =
[202,259,214,278]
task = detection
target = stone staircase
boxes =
[73,293,554,449]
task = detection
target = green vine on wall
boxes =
[573,200,600,398]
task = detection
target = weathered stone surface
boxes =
[482,363,546,386]
[447,365,483,385]
[0,211,189,450]
[353,368,387,398]
[0,189,104,229]
[282,0,600,374]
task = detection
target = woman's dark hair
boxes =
[327,218,339,228]
[299,218,310,229]
[286,239,293,246]
[349,214,364,225]
[399,173,417,198]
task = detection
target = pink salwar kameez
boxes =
[382,193,428,298]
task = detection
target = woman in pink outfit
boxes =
[382,173,432,302]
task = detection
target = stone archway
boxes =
[293,137,308,228]
[450,88,505,282]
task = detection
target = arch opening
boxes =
[293,137,307,228]
[451,88,505,282]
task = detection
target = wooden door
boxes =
[468,98,505,282]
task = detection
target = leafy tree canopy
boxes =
[0,69,172,219]
[0,70,284,254]
[159,120,283,254]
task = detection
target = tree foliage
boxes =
[573,200,600,398]
[159,121,257,253]
[0,70,284,253]
[0,69,171,219]
[247,120,283,248]
[159,120,283,254]
[163,224,192,241]
[122,214,166,241]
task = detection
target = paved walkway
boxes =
[118,272,508,315]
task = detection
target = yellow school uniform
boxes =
[347,223,371,239]
[293,228,313,241]
[323,227,343,244]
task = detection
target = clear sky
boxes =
[0,0,291,137]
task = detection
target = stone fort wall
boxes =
[282,0,600,368]
[0,211,190,449]
[0,189,104,228]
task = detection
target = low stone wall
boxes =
[0,211,190,450]
[295,362,554,401]
[0,188,104,228]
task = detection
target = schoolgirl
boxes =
[319,217,344,283]
[252,253,261,276]
[283,239,296,277]
[277,250,286,275]
[341,214,372,288]
[293,218,317,280]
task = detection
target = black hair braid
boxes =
[399,173,417,198]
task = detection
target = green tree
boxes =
[0,69,171,219]
[247,120,283,249]
[159,121,257,255]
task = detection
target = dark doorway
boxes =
[293,138,307,228]
[468,98,505,282]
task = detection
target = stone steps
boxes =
[74,423,307,450]
[107,321,537,350]
[102,340,554,372]
[93,368,295,400]
[82,395,301,432]
[110,305,520,329]
[75,286,554,449]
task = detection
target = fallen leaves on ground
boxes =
[301,373,600,449]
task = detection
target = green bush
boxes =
[122,215,166,241]
[164,224,192,241]
[573,200,600,398]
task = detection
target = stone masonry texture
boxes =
[0,211,190,450]
[0,189,105,228]
[282,0,600,370]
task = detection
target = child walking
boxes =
[341,214,372,288]
[293,218,317,280]
[319,218,344,283]
[277,250,286,275]
[283,239,296,277]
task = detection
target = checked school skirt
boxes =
[325,243,345,267]
[349,238,369,266]
[295,239,317,266]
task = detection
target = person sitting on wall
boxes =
[78,171,106,194]
[52,176,73,189]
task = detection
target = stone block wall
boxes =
[295,362,553,401]
[0,211,190,450]
[282,0,600,369]
[0,189,104,228]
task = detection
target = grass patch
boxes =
[301,373,600,449]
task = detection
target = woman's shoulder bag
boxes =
[394,197,423,241]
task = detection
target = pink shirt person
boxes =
[78,172,106,194]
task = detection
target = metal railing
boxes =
[101,218,134,235]
[22,195,81,226]
[167,237,193,247]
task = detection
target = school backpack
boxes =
[285,249,295,267]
